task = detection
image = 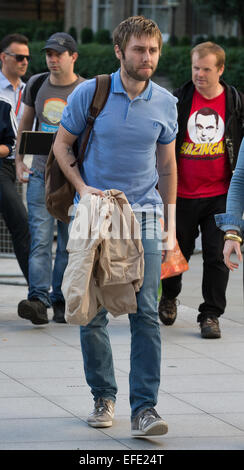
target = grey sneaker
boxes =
[87,398,115,428]
[131,407,168,436]
[200,316,221,339]
[158,295,178,325]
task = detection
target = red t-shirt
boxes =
[177,89,232,198]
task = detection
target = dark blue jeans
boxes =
[161,195,229,321]
[0,159,30,282]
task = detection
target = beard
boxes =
[122,59,155,82]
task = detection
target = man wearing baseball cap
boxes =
[15,33,85,325]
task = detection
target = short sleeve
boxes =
[157,95,178,145]
[61,79,97,136]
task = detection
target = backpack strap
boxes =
[74,74,111,168]
[30,72,49,105]
[29,72,49,130]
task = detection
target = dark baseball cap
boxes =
[42,32,78,53]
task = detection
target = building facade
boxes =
[0,0,239,42]
[64,0,239,42]
[0,0,64,21]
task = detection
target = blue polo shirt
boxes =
[61,69,178,212]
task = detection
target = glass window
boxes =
[137,1,169,35]
[139,0,168,4]
[98,0,112,30]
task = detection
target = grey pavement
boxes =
[1,250,244,451]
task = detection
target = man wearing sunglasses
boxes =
[0,34,30,283]
[0,34,30,123]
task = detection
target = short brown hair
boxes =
[191,41,225,69]
[112,16,163,55]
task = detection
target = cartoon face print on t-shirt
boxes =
[187,107,225,144]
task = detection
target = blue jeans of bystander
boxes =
[27,168,68,307]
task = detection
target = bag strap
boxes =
[15,88,22,116]
[29,72,49,130]
[72,74,111,169]
[30,72,50,104]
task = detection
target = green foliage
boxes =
[192,0,244,35]
[81,27,94,44]
[215,35,228,47]
[169,35,179,46]
[0,19,63,42]
[192,34,241,48]
[157,46,191,88]
[193,35,207,45]
[68,26,77,41]
[179,36,191,46]
[75,44,117,77]
[223,48,244,92]
[94,29,111,44]
[27,42,48,78]
[226,36,240,47]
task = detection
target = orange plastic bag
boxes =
[159,218,189,279]
[161,239,189,279]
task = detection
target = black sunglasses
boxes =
[4,52,31,62]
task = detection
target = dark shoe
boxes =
[158,295,178,325]
[200,315,221,339]
[18,298,49,325]
[131,407,168,437]
[87,398,115,428]
[52,301,66,323]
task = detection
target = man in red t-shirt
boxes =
[159,41,244,339]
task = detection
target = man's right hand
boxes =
[78,183,104,199]
[15,159,33,183]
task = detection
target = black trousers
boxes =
[161,195,229,322]
[0,159,30,282]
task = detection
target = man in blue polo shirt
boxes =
[53,16,178,437]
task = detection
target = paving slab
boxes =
[1,252,244,452]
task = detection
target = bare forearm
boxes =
[156,141,177,251]
[158,165,177,230]
[53,125,104,198]
[54,139,86,194]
